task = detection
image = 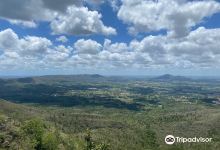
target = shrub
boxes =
[42,132,59,150]
[22,118,45,149]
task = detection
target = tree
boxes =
[22,118,45,150]
[84,129,110,150]
[145,129,159,149]
[85,129,95,150]
[42,132,59,150]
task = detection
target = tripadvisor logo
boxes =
[165,135,175,145]
[165,135,212,145]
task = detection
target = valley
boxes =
[0,74,220,150]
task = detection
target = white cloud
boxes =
[0,28,74,70]
[0,0,116,36]
[0,29,51,58]
[84,0,120,11]
[56,36,68,43]
[4,51,20,59]
[85,0,105,6]
[98,27,220,68]
[8,20,37,28]
[103,39,129,53]
[0,0,82,21]
[170,27,220,65]
[42,0,82,12]
[118,0,220,37]
[51,6,116,35]
[47,45,73,62]
[1,27,220,71]
[0,28,53,58]
[108,0,120,11]
[0,0,56,22]
[19,36,52,57]
[0,29,19,51]
[74,39,102,54]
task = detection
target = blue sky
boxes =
[0,0,220,76]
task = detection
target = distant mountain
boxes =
[89,74,104,78]
[40,74,104,78]
[152,74,191,81]
[24,74,106,84]
[16,77,35,83]
[0,74,193,84]
[0,74,130,84]
[0,77,35,84]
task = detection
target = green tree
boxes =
[145,129,159,149]
[22,118,45,150]
[85,129,95,150]
[84,129,109,150]
[42,132,59,150]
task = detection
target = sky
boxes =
[0,0,220,76]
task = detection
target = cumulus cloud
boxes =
[1,27,220,71]
[74,39,102,54]
[85,0,105,6]
[0,0,83,21]
[0,0,56,22]
[19,36,52,57]
[103,39,129,53]
[0,28,74,70]
[130,27,220,67]
[0,0,116,36]
[170,27,220,65]
[0,28,70,61]
[8,20,37,28]
[100,27,220,68]
[70,27,220,69]
[109,0,120,11]
[0,29,19,51]
[51,6,116,35]
[45,45,72,62]
[117,0,220,37]
[85,0,120,11]
[42,0,82,12]
[56,36,68,43]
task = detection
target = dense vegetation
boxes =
[0,75,220,150]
